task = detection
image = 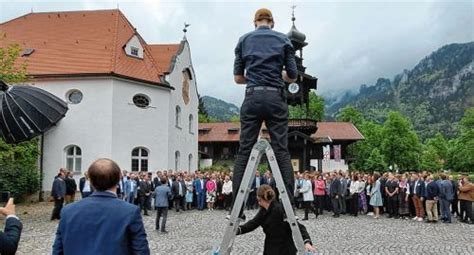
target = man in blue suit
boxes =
[52,158,150,255]
[439,174,454,223]
[194,173,206,210]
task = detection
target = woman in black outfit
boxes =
[237,185,316,254]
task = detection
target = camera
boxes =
[1,191,10,206]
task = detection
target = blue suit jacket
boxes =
[194,179,206,194]
[52,191,149,255]
[154,185,172,208]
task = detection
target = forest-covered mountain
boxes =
[325,42,474,140]
[201,95,239,121]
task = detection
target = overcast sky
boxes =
[1,0,472,105]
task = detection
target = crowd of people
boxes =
[50,166,473,230]
[292,171,474,224]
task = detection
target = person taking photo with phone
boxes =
[0,198,22,254]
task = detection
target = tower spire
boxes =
[183,22,190,39]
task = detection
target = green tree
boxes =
[447,108,474,172]
[0,42,41,200]
[349,120,384,170]
[336,105,364,126]
[420,146,443,171]
[229,114,240,123]
[364,148,387,172]
[289,91,324,121]
[381,111,421,171]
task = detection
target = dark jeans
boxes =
[232,89,294,210]
[51,197,64,220]
[155,207,168,231]
[440,198,452,222]
[460,200,473,221]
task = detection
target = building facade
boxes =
[0,9,199,191]
[199,121,364,172]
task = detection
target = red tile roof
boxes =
[199,121,364,142]
[199,122,241,142]
[0,9,180,85]
[149,44,181,74]
[312,122,364,141]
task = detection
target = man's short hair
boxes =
[160,177,167,184]
[88,158,121,191]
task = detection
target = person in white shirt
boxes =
[222,175,233,211]
[299,173,318,220]
[349,175,365,216]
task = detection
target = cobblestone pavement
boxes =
[8,202,474,254]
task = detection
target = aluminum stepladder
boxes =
[214,139,306,255]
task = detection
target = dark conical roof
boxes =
[287,23,306,43]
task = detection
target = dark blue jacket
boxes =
[251,176,264,190]
[439,180,454,201]
[52,191,149,255]
[234,26,297,88]
[411,179,425,197]
[425,181,439,200]
[194,178,206,194]
[51,177,66,198]
[154,185,172,208]
[0,217,22,255]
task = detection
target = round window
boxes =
[133,94,150,108]
[66,90,83,104]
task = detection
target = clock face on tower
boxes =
[288,83,300,94]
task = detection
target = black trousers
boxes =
[232,89,294,209]
[51,197,64,220]
[155,207,168,231]
[331,197,340,216]
[139,195,150,215]
[304,201,318,219]
[314,195,325,214]
[350,193,359,216]
[387,195,399,217]
[224,193,233,210]
[174,195,184,212]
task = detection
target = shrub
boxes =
[0,163,41,201]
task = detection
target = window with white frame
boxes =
[65,145,82,172]
[131,46,139,57]
[176,106,181,128]
[188,153,193,171]
[175,151,180,171]
[189,114,193,133]
[131,147,149,171]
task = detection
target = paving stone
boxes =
[11,202,474,254]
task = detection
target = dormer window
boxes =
[124,35,143,59]
[131,47,139,57]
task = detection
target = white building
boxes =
[0,9,199,191]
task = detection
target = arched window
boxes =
[188,153,193,171]
[176,106,181,128]
[183,68,193,80]
[175,151,180,171]
[189,114,193,134]
[132,147,149,171]
[65,145,82,172]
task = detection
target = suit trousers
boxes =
[338,195,346,214]
[412,195,425,218]
[174,195,184,212]
[331,197,340,216]
[197,192,206,210]
[139,195,150,215]
[440,198,452,222]
[155,207,168,231]
[426,200,438,221]
[51,197,64,220]
[232,89,294,211]
[303,201,317,219]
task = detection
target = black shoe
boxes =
[302,218,309,221]
[432,220,438,223]
[332,214,340,218]
[144,213,150,216]
[161,230,168,234]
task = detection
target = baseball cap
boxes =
[254,8,273,22]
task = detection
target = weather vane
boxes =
[291,5,296,23]
[183,22,191,34]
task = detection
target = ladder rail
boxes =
[215,139,307,255]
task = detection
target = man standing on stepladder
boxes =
[232,8,297,218]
